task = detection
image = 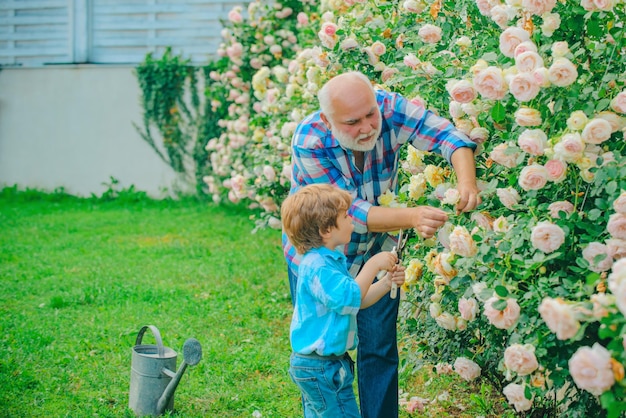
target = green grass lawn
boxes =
[0,188,511,417]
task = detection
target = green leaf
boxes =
[495,285,509,298]
[586,18,605,38]
[491,102,506,123]
[588,208,603,221]
[492,298,508,311]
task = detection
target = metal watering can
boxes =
[129,325,202,416]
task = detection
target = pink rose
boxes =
[454,357,482,381]
[258,197,278,212]
[490,142,521,168]
[553,132,584,162]
[568,343,615,396]
[567,110,589,130]
[484,297,520,330]
[493,216,512,233]
[446,79,477,104]
[370,41,386,56]
[320,21,337,36]
[608,258,626,294]
[514,40,538,57]
[470,127,489,143]
[340,38,359,51]
[318,32,337,49]
[490,5,515,29]
[471,212,494,230]
[611,91,626,114]
[583,242,613,272]
[614,280,626,316]
[475,0,494,16]
[509,73,541,102]
[613,192,626,214]
[521,0,556,15]
[515,107,542,126]
[504,344,539,376]
[227,8,243,23]
[432,251,457,282]
[435,363,454,374]
[497,187,521,209]
[515,51,544,72]
[607,238,626,260]
[297,12,309,25]
[437,222,453,249]
[593,0,616,11]
[531,221,565,253]
[518,164,549,191]
[538,297,580,339]
[551,41,570,57]
[548,200,574,218]
[541,12,561,36]
[458,297,479,321]
[403,0,427,13]
[548,57,578,87]
[608,213,626,240]
[533,67,551,87]
[418,24,442,44]
[518,129,547,156]
[404,53,420,70]
[474,66,508,100]
[582,118,613,144]
[381,67,399,83]
[435,312,457,330]
[449,226,478,257]
[503,383,533,412]
[363,47,379,66]
[597,111,625,133]
[499,27,531,58]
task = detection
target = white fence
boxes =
[0,65,189,197]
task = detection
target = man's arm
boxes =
[451,147,481,214]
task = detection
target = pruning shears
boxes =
[390,229,409,299]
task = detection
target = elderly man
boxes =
[283,71,480,418]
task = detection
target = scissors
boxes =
[390,229,409,299]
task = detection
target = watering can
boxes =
[129,325,202,416]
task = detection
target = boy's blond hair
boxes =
[281,184,353,254]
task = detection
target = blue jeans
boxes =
[288,268,400,418]
[289,352,360,418]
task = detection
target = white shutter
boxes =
[0,0,239,66]
[91,0,233,64]
[0,0,71,66]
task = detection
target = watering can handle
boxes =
[135,325,165,358]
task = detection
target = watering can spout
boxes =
[156,338,202,415]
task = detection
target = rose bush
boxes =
[204,0,626,415]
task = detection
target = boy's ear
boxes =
[319,226,332,241]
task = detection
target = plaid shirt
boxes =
[283,89,476,277]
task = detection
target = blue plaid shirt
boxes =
[291,246,361,356]
[283,89,476,277]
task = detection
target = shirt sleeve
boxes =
[383,91,477,163]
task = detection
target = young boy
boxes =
[281,183,406,417]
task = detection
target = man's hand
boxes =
[410,206,448,238]
[456,181,481,214]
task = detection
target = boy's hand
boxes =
[369,251,397,272]
[388,265,406,288]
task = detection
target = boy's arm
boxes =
[361,275,392,308]
[353,252,397,307]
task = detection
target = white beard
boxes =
[331,112,382,152]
